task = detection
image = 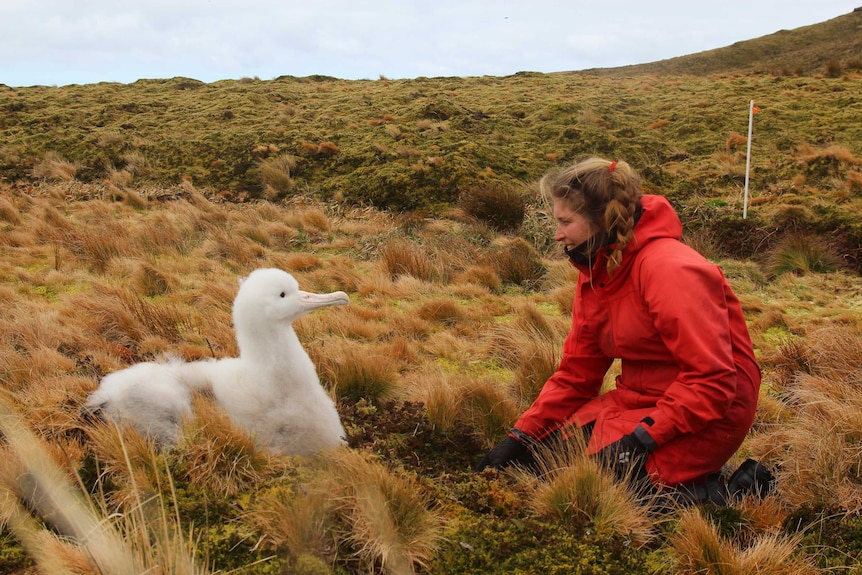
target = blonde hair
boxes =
[539,157,643,275]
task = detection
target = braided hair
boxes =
[539,157,643,276]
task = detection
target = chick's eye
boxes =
[280,292,285,298]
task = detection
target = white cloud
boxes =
[1,0,859,86]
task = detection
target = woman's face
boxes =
[552,197,595,250]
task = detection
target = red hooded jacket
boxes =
[514,194,761,487]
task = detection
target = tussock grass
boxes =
[514,435,657,546]
[380,237,445,282]
[458,184,527,232]
[452,264,503,292]
[32,151,78,181]
[314,339,401,404]
[259,152,297,196]
[415,297,467,326]
[766,233,842,276]
[175,395,275,497]
[0,393,208,574]
[489,299,567,407]
[322,449,443,575]
[132,259,178,297]
[669,507,816,575]
[2,120,862,571]
[243,482,336,566]
[0,194,22,224]
[490,236,546,287]
[750,326,862,512]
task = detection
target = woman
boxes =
[477,157,771,504]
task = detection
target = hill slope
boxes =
[583,7,862,76]
[1,9,862,269]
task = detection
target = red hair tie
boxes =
[608,161,617,173]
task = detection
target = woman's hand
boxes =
[596,428,653,479]
[475,435,532,471]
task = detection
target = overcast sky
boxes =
[2,1,859,87]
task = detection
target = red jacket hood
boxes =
[575,194,682,282]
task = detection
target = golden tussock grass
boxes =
[258,153,296,195]
[669,507,816,575]
[403,367,466,431]
[131,259,178,297]
[422,330,486,364]
[280,251,323,272]
[86,418,166,508]
[298,304,391,341]
[794,142,861,165]
[489,236,546,287]
[748,326,862,512]
[282,205,332,233]
[134,212,197,256]
[200,228,266,267]
[312,339,401,404]
[14,372,92,439]
[415,297,467,327]
[0,194,22,224]
[32,151,78,181]
[321,449,443,575]
[380,237,445,282]
[243,482,336,564]
[452,264,502,292]
[63,219,135,273]
[404,367,518,441]
[489,300,566,407]
[0,394,207,574]
[175,395,276,497]
[513,434,657,546]
[297,258,364,294]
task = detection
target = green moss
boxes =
[434,513,663,575]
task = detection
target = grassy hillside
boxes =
[586,8,862,76]
[3,13,862,270]
[1,9,862,575]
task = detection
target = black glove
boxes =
[596,426,654,481]
[475,435,533,471]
